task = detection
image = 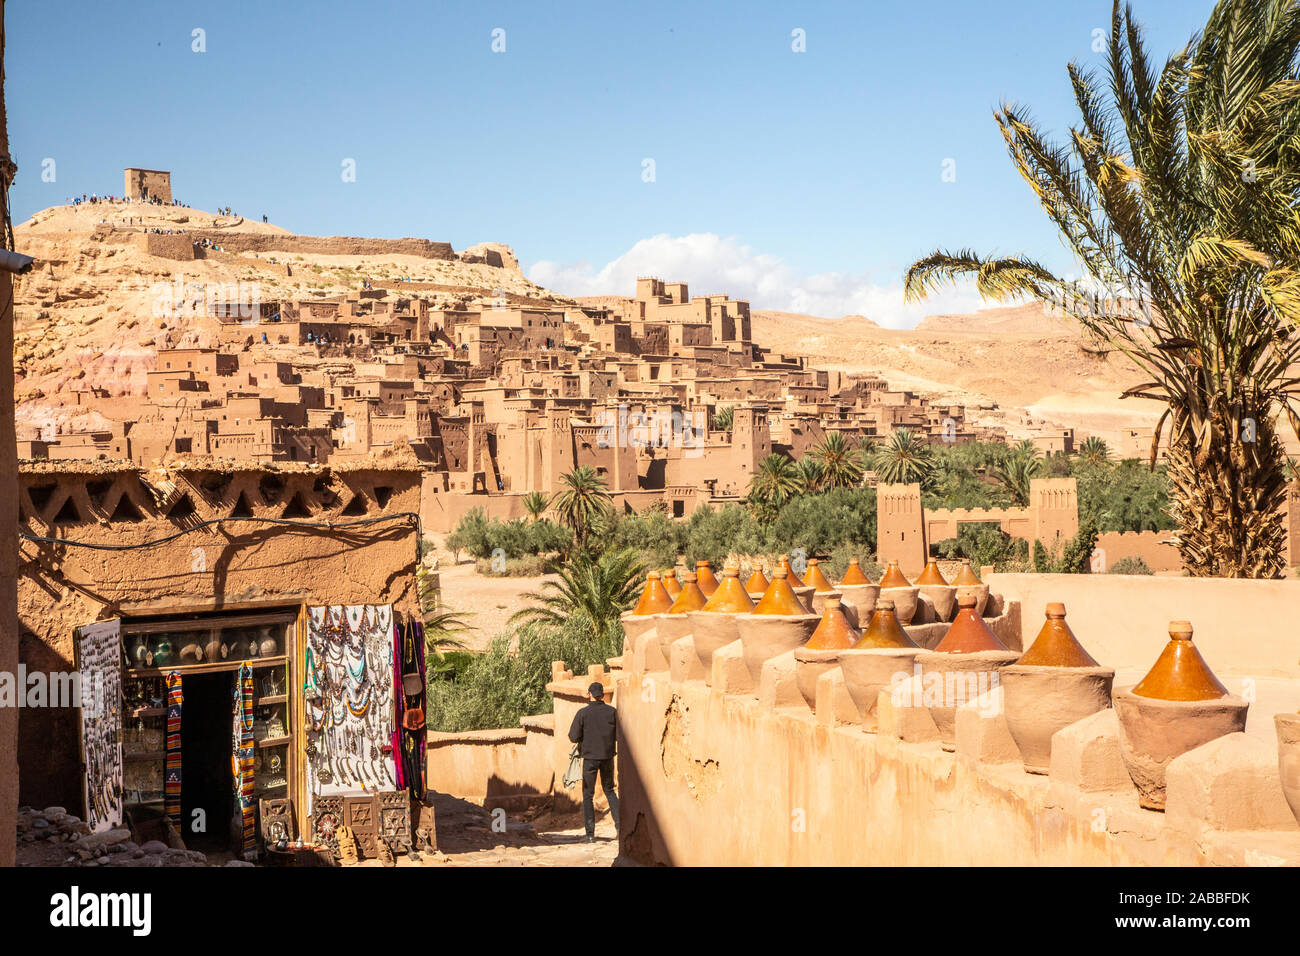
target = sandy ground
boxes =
[432,560,558,651]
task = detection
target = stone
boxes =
[876,682,941,744]
[1277,712,1300,828]
[954,687,1022,765]
[1165,733,1297,832]
[139,840,168,854]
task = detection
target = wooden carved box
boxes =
[311,791,409,861]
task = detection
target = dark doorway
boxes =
[180,672,234,853]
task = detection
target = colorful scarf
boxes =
[164,672,183,828]
[232,664,257,857]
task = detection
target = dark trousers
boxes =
[581,757,619,836]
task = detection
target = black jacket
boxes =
[568,700,617,760]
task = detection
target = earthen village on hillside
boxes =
[2,1,1300,927]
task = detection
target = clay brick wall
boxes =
[124,167,172,203]
[186,231,455,260]
[1094,529,1181,572]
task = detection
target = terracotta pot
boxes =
[1113,621,1248,810]
[794,598,857,710]
[837,599,921,724]
[658,571,708,659]
[804,559,834,592]
[631,572,674,616]
[744,567,770,600]
[667,572,708,615]
[688,566,754,680]
[877,560,918,624]
[778,555,805,588]
[837,583,879,622]
[838,558,874,587]
[952,559,989,617]
[661,571,682,599]
[916,595,1017,749]
[1276,713,1300,828]
[694,561,720,597]
[1000,602,1114,773]
[811,588,856,625]
[737,569,818,681]
[915,559,957,622]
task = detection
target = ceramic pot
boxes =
[915,595,1017,750]
[129,636,150,667]
[838,558,874,587]
[810,587,849,620]
[793,602,860,710]
[152,638,174,667]
[688,566,754,681]
[621,571,676,660]
[659,572,708,659]
[952,559,989,617]
[179,642,204,664]
[258,628,279,657]
[660,571,682,600]
[736,570,819,682]
[1276,713,1300,828]
[202,632,225,662]
[1113,621,1248,810]
[837,583,879,624]
[837,598,921,724]
[915,559,957,623]
[694,561,720,597]
[878,560,919,625]
[1000,602,1115,773]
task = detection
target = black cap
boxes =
[588,681,605,699]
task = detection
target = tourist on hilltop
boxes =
[567,681,619,843]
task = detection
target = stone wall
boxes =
[185,232,455,260]
[2,272,18,866]
[1094,530,1181,572]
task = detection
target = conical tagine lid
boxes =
[933,595,1008,653]
[753,569,809,615]
[805,559,834,592]
[1017,603,1098,667]
[668,572,708,614]
[694,561,720,596]
[661,570,682,599]
[804,602,859,649]
[1131,621,1230,701]
[953,559,982,586]
[745,567,771,594]
[779,555,806,588]
[839,558,873,586]
[631,572,673,615]
[878,560,912,589]
[915,559,950,586]
[853,599,918,649]
[700,567,755,613]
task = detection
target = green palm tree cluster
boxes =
[548,465,612,549]
[905,0,1300,577]
[521,490,549,522]
[809,431,865,489]
[508,547,645,638]
[794,456,825,493]
[712,405,734,434]
[747,453,802,521]
[992,447,1045,507]
[1077,435,1112,467]
[873,428,935,485]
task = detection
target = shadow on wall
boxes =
[615,700,677,866]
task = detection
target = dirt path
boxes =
[432,561,558,651]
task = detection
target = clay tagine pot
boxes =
[694,561,720,597]
[836,558,880,625]
[657,571,707,660]
[1113,621,1248,810]
[838,599,921,729]
[1277,710,1300,828]
[999,603,1115,773]
[915,559,957,623]
[744,566,770,601]
[735,569,820,683]
[953,559,990,617]
[620,571,674,660]
[793,600,861,711]
[877,560,920,625]
[686,566,754,682]
[778,555,816,613]
[804,558,851,623]
[660,570,682,600]
[915,595,1019,750]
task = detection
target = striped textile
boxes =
[232,664,257,856]
[164,672,183,827]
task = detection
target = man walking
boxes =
[568,681,619,843]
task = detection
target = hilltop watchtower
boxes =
[124,167,172,203]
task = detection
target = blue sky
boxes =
[8,0,1217,326]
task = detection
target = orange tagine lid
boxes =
[752,569,808,615]
[660,570,682,598]
[700,567,755,613]
[915,559,949,586]
[668,572,708,614]
[694,560,720,596]
[1017,603,1099,667]
[778,555,806,588]
[804,559,834,592]
[878,560,912,589]
[1131,621,1230,701]
[631,572,673,615]
[953,558,982,586]
[805,602,859,649]
[933,595,1008,653]
[839,558,873,586]
[745,567,771,594]
[853,599,918,649]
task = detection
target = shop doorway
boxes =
[180,672,234,853]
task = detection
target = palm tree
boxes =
[712,405,734,434]
[1077,436,1112,467]
[549,465,612,549]
[904,0,1300,578]
[522,490,548,523]
[810,431,864,489]
[794,456,824,493]
[874,428,935,485]
[509,548,644,638]
[748,453,802,513]
[992,451,1044,507]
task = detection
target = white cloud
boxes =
[526,233,991,329]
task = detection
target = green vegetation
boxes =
[445,507,571,562]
